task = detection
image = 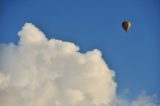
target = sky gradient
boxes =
[0,0,160,100]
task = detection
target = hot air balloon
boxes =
[122,21,131,31]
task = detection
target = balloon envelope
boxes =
[122,21,131,31]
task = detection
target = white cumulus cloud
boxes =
[0,23,159,106]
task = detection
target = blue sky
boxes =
[0,0,160,100]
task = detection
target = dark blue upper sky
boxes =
[0,0,160,99]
